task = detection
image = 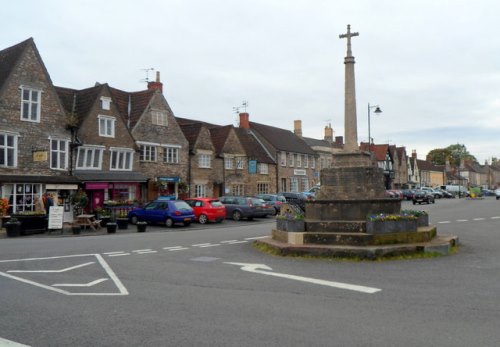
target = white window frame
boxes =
[257,183,269,194]
[152,110,168,126]
[236,157,244,170]
[76,146,104,170]
[296,154,302,168]
[224,157,233,169]
[311,156,315,169]
[163,146,179,164]
[259,163,268,174]
[194,184,207,197]
[288,153,294,167]
[100,96,112,110]
[290,177,298,192]
[231,184,244,196]
[0,132,18,167]
[280,152,286,167]
[304,155,309,168]
[140,145,157,162]
[20,86,41,122]
[110,148,134,171]
[50,138,69,170]
[198,154,211,168]
[98,115,115,138]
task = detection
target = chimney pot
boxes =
[294,120,302,137]
[239,112,250,129]
[148,71,163,93]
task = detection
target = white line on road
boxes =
[438,221,451,224]
[108,253,130,257]
[163,246,189,251]
[132,249,154,253]
[224,241,248,244]
[491,216,500,219]
[103,251,127,255]
[7,262,94,273]
[191,243,211,247]
[198,244,220,248]
[53,278,108,287]
[225,262,381,294]
[244,236,268,240]
[456,219,468,222]
[134,250,158,254]
[473,218,485,221]
[220,240,239,243]
[0,336,30,346]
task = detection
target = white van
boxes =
[440,185,467,196]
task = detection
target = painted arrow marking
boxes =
[224,262,381,294]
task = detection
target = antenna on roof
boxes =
[139,68,155,83]
[233,101,248,114]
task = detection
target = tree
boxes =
[426,144,477,166]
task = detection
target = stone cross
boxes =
[339,24,359,151]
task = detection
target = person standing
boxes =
[34,195,45,212]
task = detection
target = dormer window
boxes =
[101,96,111,110]
[98,115,115,138]
[20,86,41,122]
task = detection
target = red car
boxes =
[184,198,226,224]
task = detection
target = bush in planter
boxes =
[366,213,418,234]
[276,210,305,232]
[106,222,118,233]
[401,209,429,227]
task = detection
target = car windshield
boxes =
[209,200,223,207]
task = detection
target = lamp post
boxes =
[367,103,382,147]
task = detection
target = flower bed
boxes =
[401,209,429,227]
[366,213,417,234]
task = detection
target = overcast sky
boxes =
[3,0,499,163]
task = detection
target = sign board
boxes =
[248,160,257,174]
[293,169,306,176]
[48,206,64,230]
[33,151,48,162]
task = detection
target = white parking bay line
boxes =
[244,236,268,240]
[103,251,127,255]
[108,253,130,257]
[0,336,30,346]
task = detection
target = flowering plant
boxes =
[367,213,417,222]
[13,211,46,216]
[276,211,304,221]
[401,209,428,217]
[0,198,9,215]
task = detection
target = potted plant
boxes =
[136,221,147,232]
[71,223,81,235]
[95,207,111,227]
[276,207,305,232]
[401,209,429,227]
[5,217,21,237]
[106,222,118,233]
[115,210,129,230]
[366,213,418,234]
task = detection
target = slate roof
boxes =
[55,84,103,126]
[417,159,443,172]
[109,87,156,128]
[178,122,205,151]
[209,125,232,156]
[0,38,32,92]
[249,122,315,155]
[234,128,275,164]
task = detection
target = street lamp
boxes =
[367,103,382,146]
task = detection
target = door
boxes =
[91,191,104,211]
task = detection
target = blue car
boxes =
[127,200,195,227]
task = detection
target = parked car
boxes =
[420,187,444,199]
[495,189,500,200]
[184,198,226,224]
[401,189,415,200]
[435,188,454,198]
[277,192,307,211]
[385,189,403,200]
[127,199,195,227]
[219,196,272,221]
[412,190,435,205]
[255,194,286,215]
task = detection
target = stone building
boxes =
[0,38,78,213]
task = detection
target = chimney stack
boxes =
[411,149,417,159]
[294,120,302,137]
[324,123,333,143]
[147,71,163,93]
[239,112,250,129]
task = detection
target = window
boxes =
[3,183,42,213]
[152,110,168,126]
[198,154,211,168]
[21,87,41,122]
[320,158,325,169]
[280,152,286,166]
[98,115,115,137]
[231,184,244,196]
[50,139,68,170]
[236,157,244,170]
[224,157,233,169]
[290,177,298,192]
[0,133,17,167]
[76,146,103,169]
[301,177,309,191]
[259,163,268,174]
[288,153,294,167]
[100,96,111,110]
[110,149,133,170]
[310,156,315,169]
[163,146,179,164]
[304,155,308,168]
[280,178,287,192]
[296,154,301,168]
[195,184,207,197]
[140,145,157,162]
[257,183,269,194]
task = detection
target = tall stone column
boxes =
[339,24,359,152]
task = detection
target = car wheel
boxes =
[232,210,242,221]
[165,218,174,228]
[198,214,208,224]
[130,215,139,225]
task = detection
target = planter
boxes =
[366,220,418,234]
[417,215,429,227]
[11,214,48,235]
[72,225,81,235]
[5,221,21,237]
[99,216,111,227]
[136,222,147,233]
[116,218,129,230]
[276,219,305,232]
[106,222,118,233]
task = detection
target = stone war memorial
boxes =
[258,25,458,259]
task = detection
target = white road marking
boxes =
[192,243,211,247]
[132,249,154,253]
[198,244,220,248]
[456,219,468,222]
[224,241,248,244]
[438,221,451,224]
[134,250,158,254]
[473,218,485,221]
[491,216,500,219]
[244,236,268,240]
[0,336,30,346]
[220,240,239,243]
[53,278,108,287]
[167,248,189,251]
[225,262,381,294]
[7,262,94,273]
[103,251,127,255]
[108,253,130,257]
[163,246,189,251]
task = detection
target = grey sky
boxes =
[3,0,499,163]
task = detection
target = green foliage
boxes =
[367,213,417,222]
[401,209,428,217]
[426,144,477,166]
